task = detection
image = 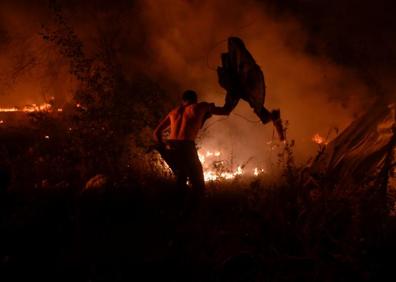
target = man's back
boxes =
[153,90,226,192]
[169,102,211,141]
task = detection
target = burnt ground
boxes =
[1,177,396,282]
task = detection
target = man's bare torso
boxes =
[168,102,212,141]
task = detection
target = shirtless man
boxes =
[153,90,227,194]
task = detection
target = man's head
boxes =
[182,90,197,105]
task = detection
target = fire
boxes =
[0,107,19,112]
[0,102,53,113]
[312,133,328,145]
[22,103,52,112]
[198,149,265,182]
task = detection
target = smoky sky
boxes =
[0,0,395,163]
[1,0,395,92]
[270,0,396,95]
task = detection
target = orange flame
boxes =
[0,102,54,113]
[198,149,265,182]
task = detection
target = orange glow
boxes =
[312,133,328,145]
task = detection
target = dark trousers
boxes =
[161,140,205,194]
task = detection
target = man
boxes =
[217,37,285,141]
[153,90,227,195]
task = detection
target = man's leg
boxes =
[217,51,241,116]
[187,146,205,199]
[164,142,189,193]
[169,147,189,207]
[257,107,272,124]
[256,107,285,141]
[270,109,286,141]
[219,91,240,116]
[189,163,205,197]
[175,170,188,190]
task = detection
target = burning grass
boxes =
[0,102,54,113]
[197,149,266,182]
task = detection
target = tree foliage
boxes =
[39,0,173,178]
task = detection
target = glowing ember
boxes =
[0,120,4,124]
[44,135,50,139]
[198,149,265,182]
[312,133,328,145]
[0,107,19,112]
[254,167,265,176]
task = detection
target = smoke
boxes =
[135,0,371,163]
[0,0,76,106]
[0,0,386,164]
